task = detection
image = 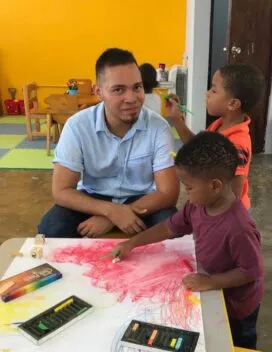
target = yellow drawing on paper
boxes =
[0,295,46,334]
[188,294,200,305]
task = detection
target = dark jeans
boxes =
[229,306,260,349]
[38,193,177,238]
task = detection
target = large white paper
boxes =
[0,237,205,351]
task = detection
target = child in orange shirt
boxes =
[166,64,265,209]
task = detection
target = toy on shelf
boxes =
[66,79,78,95]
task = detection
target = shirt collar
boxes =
[95,102,107,133]
[95,102,147,134]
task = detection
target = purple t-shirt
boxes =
[166,200,264,319]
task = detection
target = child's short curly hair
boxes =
[219,64,265,112]
[175,131,239,181]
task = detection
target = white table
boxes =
[0,238,234,352]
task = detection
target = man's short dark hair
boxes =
[175,131,239,181]
[96,48,138,81]
[139,63,158,94]
[219,64,265,112]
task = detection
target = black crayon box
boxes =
[18,295,94,345]
[120,320,199,352]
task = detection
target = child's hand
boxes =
[112,240,134,259]
[165,94,184,122]
[182,273,214,292]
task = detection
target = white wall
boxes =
[264,85,272,153]
[185,0,211,133]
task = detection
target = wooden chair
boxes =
[22,82,60,155]
[73,79,93,95]
[44,94,78,154]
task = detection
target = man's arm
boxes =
[52,164,147,234]
[129,166,180,214]
[52,163,112,216]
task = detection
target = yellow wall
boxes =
[0,0,186,102]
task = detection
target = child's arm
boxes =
[165,97,195,143]
[229,142,250,201]
[111,202,194,258]
[112,222,173,258]
[183,268,251,292]
[184,228,263,292]
[170,116,195,144]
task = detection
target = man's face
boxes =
[95,63,145,124]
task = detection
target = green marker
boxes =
[161,93,193,115]
[112,249,121,258]
[101,249,121,260]
[76,307,88,315]
[38,321,49,331]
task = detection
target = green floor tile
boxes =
[0,135,26,148]
[0,149,54,169]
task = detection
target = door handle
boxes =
[231,46,242,56]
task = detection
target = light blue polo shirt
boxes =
[54,102,175,203]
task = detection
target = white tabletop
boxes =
[0,238,234,352]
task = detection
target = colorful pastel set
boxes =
[120,320,199,352]
[0,263,62,302]
[18,295,94,345]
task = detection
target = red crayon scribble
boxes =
[48,239,196,319]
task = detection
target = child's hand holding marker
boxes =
[163,93,192,123]
[109,241,134,262]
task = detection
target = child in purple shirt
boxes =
[112,131,264,350]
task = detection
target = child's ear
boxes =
[211,179,223,193]
[228,98,241,111]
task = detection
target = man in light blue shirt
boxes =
[38,48,179,238]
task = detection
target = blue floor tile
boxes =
[0,149,10,158]
[0,124,27,135]
[16,138,57,150]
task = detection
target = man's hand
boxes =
[183,273,214,292]
[77,216,114,237]
[106,203,147,235]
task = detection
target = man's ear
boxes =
[228,98,241,111]
[93,84,103,100]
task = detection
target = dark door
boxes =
[207,0,229,127]
[208,0,272,153]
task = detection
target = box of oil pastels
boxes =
[120,320,199,352]
[18,295,94,345]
